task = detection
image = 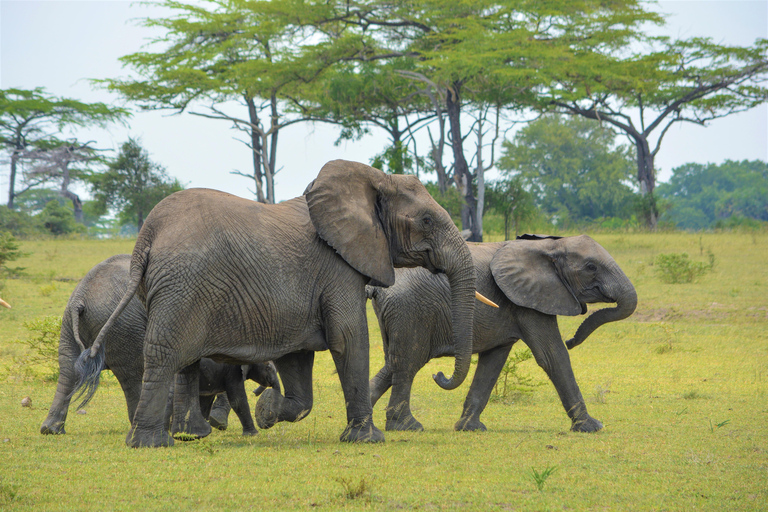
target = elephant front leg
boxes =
[522,317,603,433]
[171,361,213,439]
[385,370,423,432]
[254,351,314,430]
[455,344,512,432]
[328,325,384,443]
[225,382,258,436]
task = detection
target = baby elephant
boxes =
[197,359,280,436]
[40,254,279,437]
[368,235,637,433]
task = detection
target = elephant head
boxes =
[490,235,637,349]
[243,362,281,395]
[305,160,476,390]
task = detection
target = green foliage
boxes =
[498,115,637,227]
[38,200,86,236]
[484,177,538,239]
[654,252,714,284]
[490,348,540,402]
[335,476,372,501]
[657,160,768,229]
[87,139,183,230]
[529,466,558,492]
[424,182,464,227]
[0,231,26,273]
[8,315,61,382]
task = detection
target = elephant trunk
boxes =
[432,235,476,390]
[566,270,637,350]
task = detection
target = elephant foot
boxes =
[254,388,284,430]
[126,425,174,448]
[571,415,603,433]
[385,415,424,432]
[208,409,229,431]
[172,415,212,439]
[454,416,487,432]
[40,418,66,435]
[340,417,385,443]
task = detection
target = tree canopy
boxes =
[87,139,184,231]
[498,114,637,227]
[0,87,128,209]
[657,159,768,230]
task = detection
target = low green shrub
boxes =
[654,252,714,283]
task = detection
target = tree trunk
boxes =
[635,135,658,230]
[7,151,19,209]
[59,160,83,223]
[246,97,266,204]
[446,82,481,242]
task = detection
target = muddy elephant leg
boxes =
[207,394,230,430]
[455,344,512,432]
[171,361,213,439]
[385,368,424,432]
[255,351,314,429]
[224,382,258,436]
[521,313,602,433]
[369,365,392,407]
[40,335,81,435]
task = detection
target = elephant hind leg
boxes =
[385,370,423,432]
[369,365,393,407]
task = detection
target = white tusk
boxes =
[475,291,498,308]
[0,298,11,309]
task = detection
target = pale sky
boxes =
[1,0,766,204]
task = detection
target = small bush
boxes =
[0,231,27,277]
[490,348,541,402]
[7,315,61,381]
[654,252,713,283]
[336,477,372,501]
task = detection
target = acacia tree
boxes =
[539,36,768,229]
[101,0,341,203]
[0,88,127,209]
[330,0,658,241]
[18,141,103,223]
[88,139,183,231]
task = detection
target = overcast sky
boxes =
[1,0,767,203]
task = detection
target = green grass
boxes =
[1,233,767,510]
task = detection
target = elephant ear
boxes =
[490,239,583,316]
[305,159,396,287]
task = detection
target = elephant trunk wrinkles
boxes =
[566,269,637,350]
[432,237,476,390]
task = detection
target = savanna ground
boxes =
[0,232,766,510]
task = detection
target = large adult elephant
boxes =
[368,235,637,433]
[41,254,279,437]
[71,160,480,447]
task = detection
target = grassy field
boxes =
[1,233,766,510]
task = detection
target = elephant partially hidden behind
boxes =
[368,235,637,433]
[40,254,280,437]
[71,159,480,447]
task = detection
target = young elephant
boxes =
[368,235,637,433]
[197,359,281,436]
[40,254,279,437]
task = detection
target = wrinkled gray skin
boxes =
[369,235,637,433]
[40,254,279,437]
[75,160,477,448]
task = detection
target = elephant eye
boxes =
[422,215,434,228]
[586,262,598,272]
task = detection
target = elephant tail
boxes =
[67,243,149,409]
[70,302,87,352]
